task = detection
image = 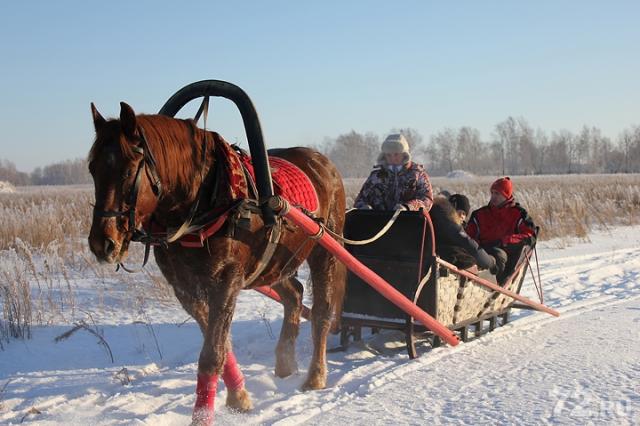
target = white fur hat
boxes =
[377,133,411,165]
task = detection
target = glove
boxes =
[394,204,408,211]
[489,256,506,276]
[489,261,503,276]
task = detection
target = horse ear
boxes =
[119,102,137,137]
[91,103,106,132]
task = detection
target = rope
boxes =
[323,208,404,246]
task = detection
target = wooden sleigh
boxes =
[338,209,538,358]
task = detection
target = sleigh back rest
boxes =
[341,210,433,321]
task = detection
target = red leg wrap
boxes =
[193,372,218,424]
[222,351,245,391]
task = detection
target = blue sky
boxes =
[1,1,639,171]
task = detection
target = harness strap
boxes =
[167,126,211,243]
[137,127,163,197]
[117,240,152,273]
[128,157,145,229]
[243,217,283,286]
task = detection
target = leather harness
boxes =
[94,124,284,285]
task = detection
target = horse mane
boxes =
[89,114,212,199]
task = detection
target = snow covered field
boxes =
[1,226,639,425]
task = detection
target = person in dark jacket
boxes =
[465,177,536,283]
[354,133,433,212]
[429,194,496,271]
[448,193,471,227]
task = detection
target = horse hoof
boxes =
[226,388,253,412]
[301,376,326,391]
[274,362,298,378]
[191,409,214,426]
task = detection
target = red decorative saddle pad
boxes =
[242,156,319,213]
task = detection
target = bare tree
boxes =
[546,131,573,174]
[0,159,30,186]
[494,117,517,175]
[532,128,548,175]
[311,119,639,177]
[30,158,91,185]
[327,131,379,178]
[430,128,456,174]
[455,127,483,173]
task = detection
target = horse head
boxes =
[87,102,162,264]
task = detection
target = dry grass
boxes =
[0,185,175,344]
[1,176,639,345]
[0,250,32,343]
[345,174,640,241]
[0,185,92,253]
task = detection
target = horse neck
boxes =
[141,117,215,224]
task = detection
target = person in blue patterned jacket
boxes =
[354,133,433,211]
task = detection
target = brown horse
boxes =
[87,102,346,424]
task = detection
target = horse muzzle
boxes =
[88,232,129,264]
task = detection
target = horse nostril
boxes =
[104,238,116,256]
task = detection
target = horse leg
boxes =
[156,250,253,417]
[302,249,346,390]
[273,276,304,377]
[161,265,253,414]
[192,263,246,425]
[222,344,253,411]
[174,289,252,413]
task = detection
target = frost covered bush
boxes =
[0,186,93,252]
[0,248,32,345]
[0,181,16,194]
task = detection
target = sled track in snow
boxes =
[250,247,640,425]
[263,294,640,425]
[4,239,638,425]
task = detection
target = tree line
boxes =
[316,118,640,178]
[0,158,91,186]
[2,117,640,185]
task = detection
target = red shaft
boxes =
[254,286,311,320]
[436,258,560,317]
[277,201,459,347]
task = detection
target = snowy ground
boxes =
[1,226,640,425]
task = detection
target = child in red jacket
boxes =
[465,177,536,283]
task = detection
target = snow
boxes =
[2,226,640,425]
[0,181,16,193]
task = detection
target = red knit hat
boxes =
[491,177,513,199]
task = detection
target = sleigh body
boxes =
[339,209,534,358]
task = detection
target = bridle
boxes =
[92,126,164,271]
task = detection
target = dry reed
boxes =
[1,176,639,344]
